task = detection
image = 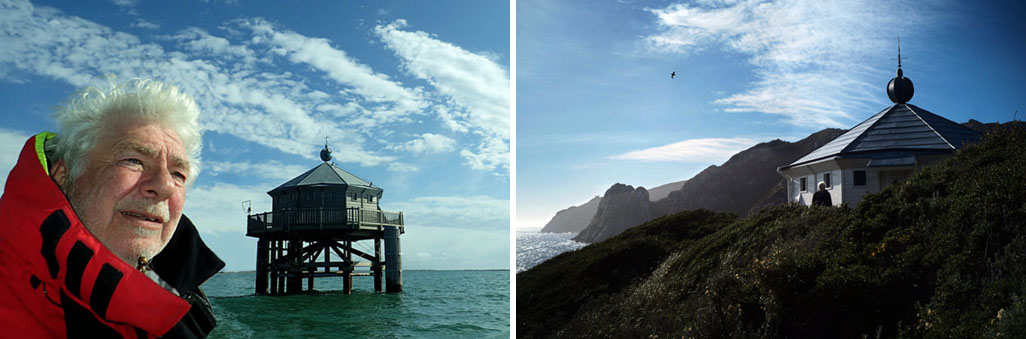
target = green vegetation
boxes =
[517,124,1026,338]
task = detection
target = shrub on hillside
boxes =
[518,124,1026,338]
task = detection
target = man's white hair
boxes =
[52,78,202,185]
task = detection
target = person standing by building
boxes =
[812,181,832,207]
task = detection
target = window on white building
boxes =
[800,177,807,192]
[854,170,867,186]
[823,173,831,188]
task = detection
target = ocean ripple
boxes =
[516,231,587,273]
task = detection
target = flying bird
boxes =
[670,71,676,79]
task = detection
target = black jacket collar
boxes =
[150,215,224,294]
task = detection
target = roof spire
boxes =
[887,36,914,104]
[897,36,902,70]
[320,135,332,162]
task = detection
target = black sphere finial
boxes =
[887,38,914,104]
[320,136,332,162]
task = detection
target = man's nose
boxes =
[141,161,175,200]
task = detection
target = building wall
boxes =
[345,188,383,210]
[784,153,956,209]
[841,167,878,207]
[785,161,842,206]
[791,169,842,206]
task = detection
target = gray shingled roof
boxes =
[268,162,377,194]
[782,103,981,169]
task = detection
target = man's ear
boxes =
[51,160,69,190]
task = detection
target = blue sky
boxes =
[516,0,1026,230]
[0,0,510,271]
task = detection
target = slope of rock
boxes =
[652,128,844,217]
[573,184,651,243]
[540,196,601,233]
[573,128,844,243]
[647,180,686,201]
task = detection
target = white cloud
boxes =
[204,160,312,182]
[610,137,757,163]
[168,27,259,64]
[0,128,32,196]
[111,0,137,8]
[240,18,426,127]
[0,3,507,175]
[387,162,419,173]
[459,137,509,172]
[0,3,394,167]
[645,0,934,128]
[385,195,509,230]
[388,133,456,155]
[374,20,510,172]
[184,182,272,233]
[402,225,509,269]
[131,19,159,30]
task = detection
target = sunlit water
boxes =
[516,231,587,273]
[204,270,509,338]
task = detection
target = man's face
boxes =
[62,119,189,265]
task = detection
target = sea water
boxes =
[516,231,587,273]
[204,270,509,338]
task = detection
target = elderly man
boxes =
[812,181,832,207]
[0,79,223,337]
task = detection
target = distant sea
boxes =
[516,231,587,273]
[204,270,509,338]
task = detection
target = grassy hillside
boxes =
[517,124,1025,338]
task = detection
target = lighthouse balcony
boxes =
[246,207,404,236]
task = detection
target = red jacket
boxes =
[0,132,224,338]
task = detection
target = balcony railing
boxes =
[247,207,403,235]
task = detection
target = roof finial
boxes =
[887,36,914,104]
[320,135,332,162]
[897,36,902,70]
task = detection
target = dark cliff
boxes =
[573,128,844,243]
[653,128,845,217]
[540,180,685,234]
[540,196,601,233]
[573,184,652,243]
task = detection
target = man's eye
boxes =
[123,158,143,166]
[173,172,187,181]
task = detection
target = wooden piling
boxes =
[374,237,382,292]
[255,239,269,295]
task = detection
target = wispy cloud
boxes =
[184,182,272,233]
[387,162,419,173]
[0,2,508,176]
[402,225,509,269]
[0,1,389,166]
[204,160,312,182]
[610,137,757,163]
[240,18,426,127]
[111,0,137,8]
[387,133,457,155]
[645,0,938,128]
[386,195,509,230]
[375,19,510,172]
[0,128,31,196]
[166,27,260,64]
[131,18,159,30]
